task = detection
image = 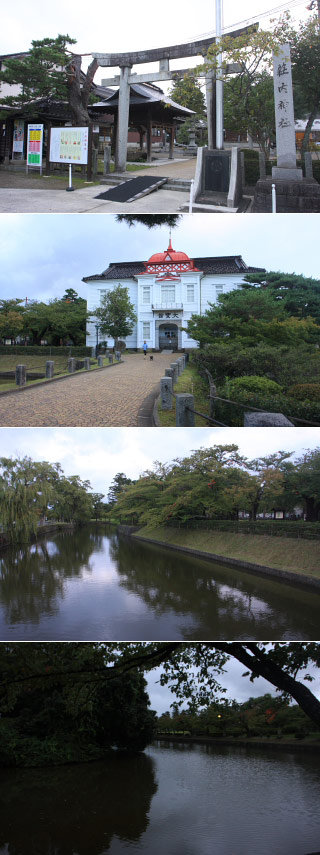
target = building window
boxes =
[161,285,175,303]
[99,289,107,303]
[143,322,150,339]
[187,283,195,302]
[142,286,150,304]
[215,285,223,300]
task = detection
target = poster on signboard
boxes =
[27,124,44,171]
[13,120,24,154]
[50,127,89,165]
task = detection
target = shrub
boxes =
[224,375,283,398]
[287,383,320,401]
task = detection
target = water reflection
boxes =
[0,526,319,639]
[0,751,157,855]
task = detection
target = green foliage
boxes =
[93,285,137,346]
[0,35,76,114]
[24,294,88,346]
[224,376,283,398]
[0,456,100,542]
[287,383,320,401]
[224,73,275,157]
[116,215,181,228]
[241,149,272,185]
[1,643,319,733]
[0,644,155,766]
[108,472,133,506]
[168,73,205,114]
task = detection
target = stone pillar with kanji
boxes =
[272,44,302,181]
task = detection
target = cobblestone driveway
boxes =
[0,353,179,427]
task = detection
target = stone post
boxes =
[244,412,294,426]
[170,362,179,384]
[176,393,195,427]
[108,355,113,364]
[115,65,132,172]
[15,364,26,386]
[259,152,266,179]
[305,152,313,179]
[46,360,54,378]
[115,351,121,361]
[68,358,76,373]
[98,356,104,367]
[169,127,174,160]
[91,347,96,358]
[160,377,173,410]
[272,45,302,180]
[92,148,98,178]
[240,151,246,188]
[103,145,111,175]
[83,358,91,370]
[165,367,174,380]
[205,71,216,150]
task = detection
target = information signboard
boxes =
[26,124,44,172]
[49,127,89,165]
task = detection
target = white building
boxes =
[84,240,264,351]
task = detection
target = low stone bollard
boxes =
[160,376,173,410]
[98,356,103,367]
[68,358,76,373]
[170,362,179,384]
[15,364,26,386]
[165,367,174,380]
[176,393,195,427]
[108,355,113,364]
[46,360,54,378]
[115,351,121,361]
[305,152,313,180]
[104,145,111,175]
[244,412,294,426]
[83,358,91,370]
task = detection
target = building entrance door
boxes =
[159,323,178,350]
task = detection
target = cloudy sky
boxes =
[0,0,311,78]
[0,426,318,495]
[0,213,319,305]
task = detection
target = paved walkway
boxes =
[0,159,195,213]
[0,353,178,426]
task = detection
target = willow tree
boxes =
[0,457,60,543]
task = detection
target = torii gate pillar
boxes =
[115,65,132,172]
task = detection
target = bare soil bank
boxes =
[133,527,320,589]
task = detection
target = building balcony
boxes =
[152,303,183,311]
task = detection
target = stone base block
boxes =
[272,166,303,180]
[252,177,320,213]
[244,412,294,427]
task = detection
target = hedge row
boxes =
[166,519,320,539]
[0,346,92,356]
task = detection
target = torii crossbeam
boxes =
[93,25,257,172]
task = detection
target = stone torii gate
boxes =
[93,26,255,172]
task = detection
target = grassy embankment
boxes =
[133,526,320,579]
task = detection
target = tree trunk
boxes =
[301,101,319,161]
[66,54,98,126]
[216,643,320,728]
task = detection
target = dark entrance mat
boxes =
[95,176,167,203]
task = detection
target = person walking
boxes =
[143,341,148,359]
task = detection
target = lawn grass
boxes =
[134,526,320,578]
[157,364,211,427]
[0,356,117,393]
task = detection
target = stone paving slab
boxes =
[0,352,179,426]
[0,184,189,213]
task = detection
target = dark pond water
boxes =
[0,526,319,640]
[0,742,319,855]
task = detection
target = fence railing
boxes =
[159,364,320,427]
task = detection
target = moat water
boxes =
[0,741,319,855]
[0,526,318,640]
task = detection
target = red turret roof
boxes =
[143,239,198,274]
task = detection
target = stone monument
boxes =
[253,43,320,212]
